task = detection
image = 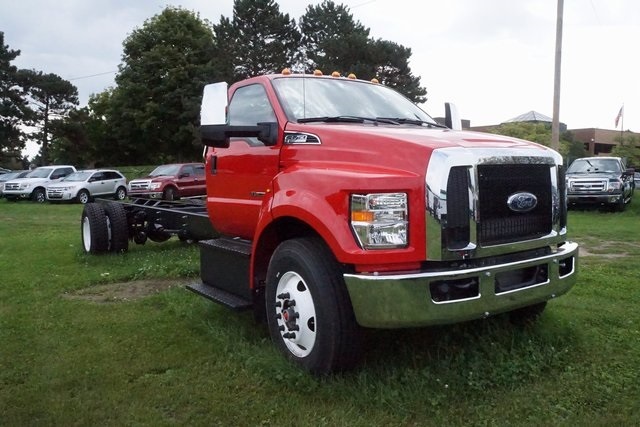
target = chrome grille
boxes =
[47,188,64,198]
[569,179,606,191]
[477,164,552,245]
[5,183,19,191]
[426,147,565,261]
[129,181,150,190]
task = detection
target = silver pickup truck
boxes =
[566,156,635,211]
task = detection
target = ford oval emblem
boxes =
[507,192,538,213]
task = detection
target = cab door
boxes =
[176,164,197,196]
[87,171,106,196]
[206,83,280,239]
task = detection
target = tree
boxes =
[298,1,426,102]
[298,1,370,75]
[19,69,78,165]
[369,39,427,103]
[612,133,640,167]
[220,0,300,80]
[489,122,552,145]
[489,121,581,159]
[48,107,95,166]
[107,6,219,164]
[558,130,587,162]
[0,32,29,166]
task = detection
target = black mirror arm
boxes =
[200,122,278,147]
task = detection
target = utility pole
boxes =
[551,0,564,150]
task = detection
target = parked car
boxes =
[0,170,30,197]
[46,169,127,204]
[128,163,206,200]
[634,172,640,189]
[3,165,76,202]
[565,156,634,211]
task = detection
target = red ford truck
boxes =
[81,71,578,374]
[127,163,206,201]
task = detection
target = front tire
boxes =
[114,186,127,201]
[81,203,109,254]
[32,188,46,203]
[266,237,362,375]
[77,189,90,204]
[163,187,178,201]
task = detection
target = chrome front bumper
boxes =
[344,241,578,328]
[127,191,163,199]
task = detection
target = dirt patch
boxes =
[577,239,640,259]
[63,278,188,303]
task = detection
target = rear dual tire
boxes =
[81,202,129,254]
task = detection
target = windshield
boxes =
[567,158,622,174]
[25,168,53,178]
[272,77,436,125]
[1,172,21,181]
[149,165,181,177]
[62,172,92,182]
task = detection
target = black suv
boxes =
[566,156,635,211]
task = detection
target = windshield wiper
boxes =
[378,117,448,128]
[297,116,399,125]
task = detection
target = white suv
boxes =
[3,165,76,203]
[46,169,127,204]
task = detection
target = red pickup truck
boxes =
[127,163,205,200]
[82,70,579,374]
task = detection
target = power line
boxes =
[351,0,379,8]
[67,70,117,81]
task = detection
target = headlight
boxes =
[608,180,622,191]
[19,183,32,190]
[350,193,408,249]
[149,182,161,190]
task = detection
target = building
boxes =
[467,110,567,133]
[570,128,640,156]
[461,109,639,156]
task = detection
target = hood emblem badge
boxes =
[507,192,538,213]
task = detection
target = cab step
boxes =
[186,282,252,311]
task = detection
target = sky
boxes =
[2,0,639,158]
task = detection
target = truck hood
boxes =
[5,177,49,185]
[566,172,618,179]
[289,123,551,151]
[281,123,561,181]
[130,175,173,182]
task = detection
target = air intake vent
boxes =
[444,166,470,249]
[558,165,567,229]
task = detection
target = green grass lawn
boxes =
[1,198,638,425]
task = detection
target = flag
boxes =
[615,105,624,127]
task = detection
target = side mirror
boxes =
[201,82,228,126]
[199,82,278,147]
[444,102,462,131]
[201,122,279,148]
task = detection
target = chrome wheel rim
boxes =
[82,216,91,252]
[274,271,316,357]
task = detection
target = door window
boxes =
[228,84,276,147]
